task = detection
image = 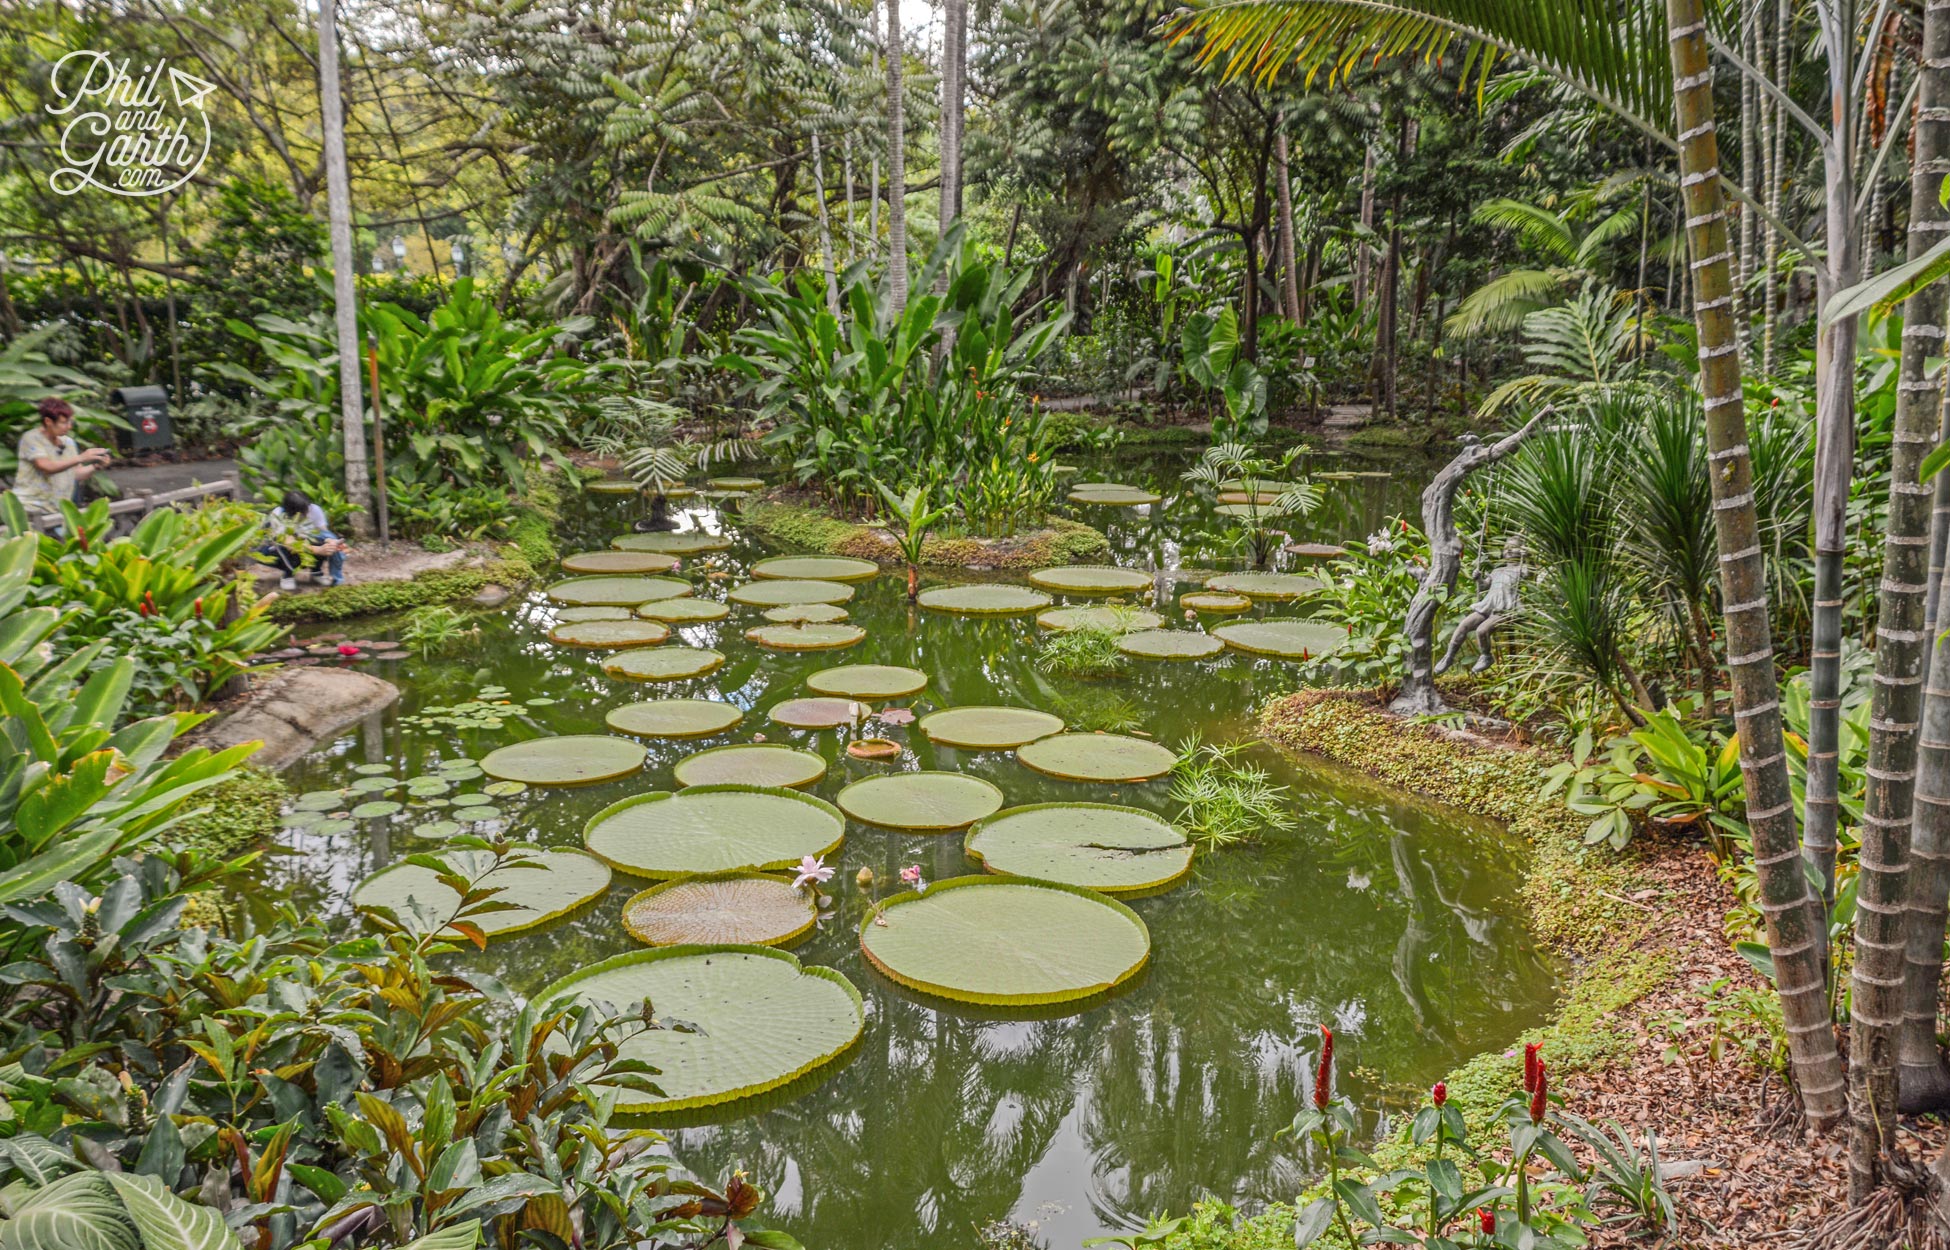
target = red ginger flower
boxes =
[1523,1042,1542,1094]
[1432,1081,1446,1107]
[1312,1025,1333,1109]
[1479,1209,1495,1235]
[1529,1062,1548,1124]
[337,643,360,657]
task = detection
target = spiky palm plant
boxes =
[1449,196,1644,337]
[1609,393,1716,706]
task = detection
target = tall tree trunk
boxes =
[940,0,965,228]
[1899,0,1950,1120]
[811,133,841,319]
[1762,0,1786,376]
[316,0,370,537]
[1353,140,1376,306]
[1665,0,1847,1131]
[884,0,907,311]
[843,134,857,262]
[1737,7,1757,347]
[1275,118,1300,323]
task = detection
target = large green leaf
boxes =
[103,1172,241,1250]
[583,785,845,878]
[397,1223,482,1250]
[479,735,646,786]
[966,803,1194,895]
[353,850,610,940]
[1015,734,1178,783]
[836,772,1006,831]
[0,1172,139,1250]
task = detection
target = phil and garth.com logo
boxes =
[45,50,214,197]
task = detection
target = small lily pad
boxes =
[1181,592,1252,614]
[480,735,647,785]
[1016,733,1177,783]
[622,872,817,947]
[349,777,398,793]
[353,763,395,776]
[745,623,867,651]
[637,598,731,623]
[603,647,727,682]
[750,555,880,583]
[769,698,870,730]
[1203,572,1320,601]
[561,550,681,574]
[917,706,1065,750]
[406,778,453,797]
[673,743,828,789]
[414,820,463,840]
[457,805,504,823]
[917,585,1053,615]
[1116,630,1224,661]
[450,792,494,808]
[1211,619,1348,659]
[608,699,745,739]
[549,619,672,648]
[728,579,857,607]
[294,790,346,811]
[583,785,846,878]
[805,664,928,700]
[1036,605,1163,633]
[837,771,1005,831]
[1026,566,1152,595]
[611,532,733,555]
[482,780,529,798]
[762,603,850,624]
[966,803,1193,895]
[354,848,610,939]
[548,575,693,607]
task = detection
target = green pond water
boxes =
[258,449,1560,1249]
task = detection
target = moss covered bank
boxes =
[740,501,1110,570]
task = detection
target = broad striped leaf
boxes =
[103,1172,241,1250]
[1,1172,138,1250]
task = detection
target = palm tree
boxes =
[1448,196,1641,338]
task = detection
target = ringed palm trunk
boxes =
[1275,119,1301,323]
[1664,0,1846,1131]
[884,0,908,311]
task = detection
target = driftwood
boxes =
[1390,410,1550,717]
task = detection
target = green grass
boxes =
[168,766,289,857]
[1034,623,1128,678]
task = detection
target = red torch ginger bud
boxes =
[1312,1025,1334,1109]
[1529,1062,1548,1124]
[193,597,204,618]
[77,530,89,552]
[1523,1042,1542,1094]
[1479,1209,1495,1235]
[1432,1081,1447,1106]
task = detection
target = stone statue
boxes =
[1390,408,1550,717]
[1435,536,1527,677]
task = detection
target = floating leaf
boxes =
[804,664,928,700]
[548,575,693,607]
[607,699,744,739]
[727,579,856,607]
[587,479,640,494]
[480,735,646,785]
[743,623,867,651]
[837,771,1005,831]
[415,820,463,840]
[859,877,1150,1006]
[707,476,766,492]
[750,556,880,583]
[1217,489,1286,506]
[1211,620,1347,659]
[353,763,395,776]
[549,619,672,648]
[966,803,1193,895]
[1067,485,1160,506]
[621,872,817,947]
[350,800,402,819]
[1016,733,1176,782]
[450,792,493,807]
[353,849,610,939]
[1025,566,1152,595]
[1180,592,1252,614]
[349,777,398,793]
[1202,572,1320,601]
[556,606,636,624]
[482,780,528,798]
[672,744,827,788]
[582,785,845,877]
[761,602,850,624]
[611,532,732,555]
[1116,630,1224,661]
[1036,605,1163,632]
[294,790,346,811]
[768,698,870,730]
[917,706,1065,750]
[540,946,862,1112]
[561,550,681,574]
[1215,503,1289,519]
[916,585,1053,615]
[636,598,731,623]
[603,647,726,682]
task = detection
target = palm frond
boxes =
[1470,198,1579,262]
[1445,267,1568,339]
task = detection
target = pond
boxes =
[255,446,1560,1249]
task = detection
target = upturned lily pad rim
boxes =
[671,742,828,789]
[606,698,745,739]
[1211,619,1348,658]
[761,602,850,624]
[353,848,611,939]
[743,623,868,652]
[857,876,1151,1007]
[1181,592,1253,613]
[916,584,1054,615]
[561,550,681,574]
[620,871,818,948]
[611,532,734,554]
[548,575,695,606]
[836,771,1006,831]
[480,734,647,785]
[727,579,857,606]
[1067,485,1161,506]
[916,705,1066,750]
[1025,565,1152,594]
[1201,571,1321,601]
[635,598,732,622]
[581,784,846,878]
[1115,629,1225,661]
[804,664,928,699]
[964,801,1194,897]
[548,619,672,648]
[538,944,864,1113]
[749,555,881,583]
[767,697,870,729]
[1015,733,1178,782]
[603,647,727,682]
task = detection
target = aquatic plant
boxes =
[1166,737,1297,848]
[873,479,949,599]
[400,603,476,655]
[1035,606,1153,679]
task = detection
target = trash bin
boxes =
[111,385,172,452]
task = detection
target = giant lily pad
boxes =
[549,619,671,648]
[604,647,726,681]
[917,585,1053,615]
[673,743,827,788]
[1212,619,1347,659]
[836,772,1005,830]
[562,550,681,574]
[1036,605,1163,633]
[557,606,635,623]
[541,945,862,1112]
[549,575,694,606]
[1026,566,1152,595]
[769,698,870,730]
[1215,503,1289,519]
[859,877,1150,1006]
[1180,592,1252,614]
[965,803,1193,895]
[1116,630,1224,661]
[1067,483,1160,506]
[1202,572,1320,601]
[1217,490,1286,506]
[587,479,640,495]
[751,555,880,583]
[622,872,817,947]
[481,735,646,785]
[762,602,850,624]
[804,664,927,699]
[612,531,733,555]
[708,477,766,492]
[607,699,744,739]
[637,598,731,623]
[353,849,610,938]
[583,785,845,877]
[744,623,867,651]
[917,706,1065,750]
[1016,733,1176,782]
[727,579,856,607]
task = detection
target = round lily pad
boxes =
[859,877,1150,1006]
[481,735,647,785]
[1026,566,1152,595]
[750,556,880,583]
[1215,503,1289,519]
[1116,630,1225,661]
[456,805,504,823]
[608,699,744,739]
[540,946,862,1112]
[1036,605,1163,633]
[549,619,671,648]
[762,603,850,624]
[1285,541,1345,559]
[966,803,1192,895]
[636,598,731,623]
[414,820,462,840]
[548,575,693,607]
[769,698,869,730]
[916,585,1053,615]
[673,743,827,789]
[1016,733,1177,783]
[450,792,493,808]
[562,550,681,575]
[353,763,394,776]
[482,780,528,798]
[349,777,397,793]
[604,647,727,682]
[587,479,640,495]
[295,790,345,811]
[727,579,856,607]
[350,800,402,819]
[805,664,928,700]
[612,532,732,555]
[1067,485,1160,506]
[708,477,766,492]
[353,849,610,939]
[1217,489,1286,506]
[583,785,845,877]
[744,623,867,651]
[622,872,817,947]
[556,606,634,624]
[917,706,1065,750]
[1182,592,1252,614]
[837,772,1005,831]
[1212,619,1348,659]
[1203,572,1320,601]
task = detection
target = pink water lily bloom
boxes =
[899,864,925,892]
[792,856,835,890]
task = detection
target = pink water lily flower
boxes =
[337,644,361,657]
[899,864,925,892]
[792,855,834,890]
